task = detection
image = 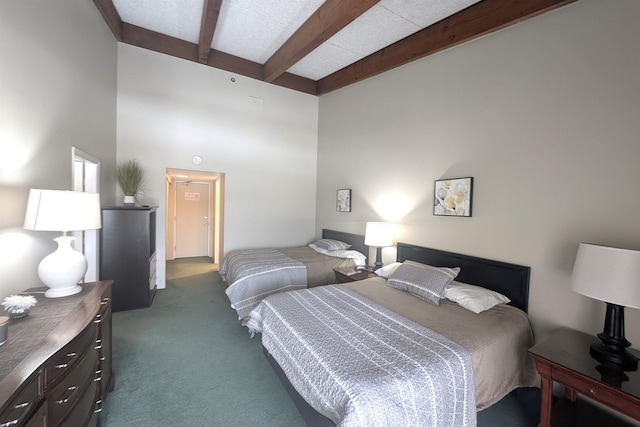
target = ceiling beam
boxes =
[262,0,380,83]
[120,24,317,95]
[317,0,579,95]
[92,0,123,41]
[198,0,223,64]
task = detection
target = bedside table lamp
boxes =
[24,189,102,298]
[364,222,393,270]
[571,243,640,370]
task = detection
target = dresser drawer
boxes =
[0,374,41,427]
[45,324,98,389]
[47,345,98,424]
[57,373,98,427]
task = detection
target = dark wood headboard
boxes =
[396,242,531,312]
[321,229,368,263]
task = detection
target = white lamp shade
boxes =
[364,222,393,247]
[571,243,640,309]
[24,189,101,232]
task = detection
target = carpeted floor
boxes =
[101,256,541,426]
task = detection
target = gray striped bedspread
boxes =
[221,248,307,320]
[247,285,476,427]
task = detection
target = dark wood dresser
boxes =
[0,281,114,427]
[100,207,157,312]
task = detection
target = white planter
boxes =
[123,195,135,206]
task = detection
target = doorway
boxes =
[165,168,224,265]
[71,147,100,282]
[175,181,210,258]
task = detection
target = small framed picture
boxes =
[434,177,473,217]
[336,189,351,212]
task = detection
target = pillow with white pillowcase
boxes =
[444,280,511,314]
[374,262,402,278]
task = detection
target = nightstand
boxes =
[529,328,640,427]
[333,267,377,283]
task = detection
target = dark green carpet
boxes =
[101,257,540,426]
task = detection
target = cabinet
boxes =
[333,267,377,283]
[0,281,114,427]
[100,207,157,312]
[529,328,640,426]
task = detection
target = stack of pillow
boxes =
[375,260,510,314]
[309,239,367,266]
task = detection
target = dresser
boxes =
[0,281,114,427]
[100,207,157,312]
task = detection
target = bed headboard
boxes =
[321,229,368,263]
[396,242,531,313]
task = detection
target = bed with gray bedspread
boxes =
[221,248,307,320]
[247,284,477,427]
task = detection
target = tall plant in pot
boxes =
[116,159,144,206]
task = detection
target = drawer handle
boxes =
[589,387,597,395]
[0,401,32,427]
[55,352,78,369]
[56,386,79,405]
[101,297,110,305]
[94,314,102,324]
[95,369,102,382]
[95,339,103,350]
[94,399,103,414]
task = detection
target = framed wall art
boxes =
[434,177,473,217]
[336,189,351,212]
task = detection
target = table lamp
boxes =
[571,243,640,370]
[364,222,393,270]
[24,189,102,298]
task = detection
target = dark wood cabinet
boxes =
[529,328,640,426]
[0,281,114,427]
[99,207,157,312]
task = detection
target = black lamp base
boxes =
[591,343,638,371]
[590,303,638,371]
[373,247,383,271]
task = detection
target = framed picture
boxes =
[336,189,351,212]
[434,177,473,217]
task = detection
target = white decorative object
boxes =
[24,189,102,298]
[2,295,38,319]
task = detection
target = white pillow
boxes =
[374,262,402,278]
[444,281,510,314]
[324,250,367,266]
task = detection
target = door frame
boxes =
[165,168,224,264]
[71,147,100,282]
[173,180,211,258]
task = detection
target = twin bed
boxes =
[221,234,536,426]
[220,229,368,320]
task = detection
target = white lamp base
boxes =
[38,236,87,298]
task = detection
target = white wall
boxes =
[117,44,319,289]
[0,0,117,298]
[316,0,640,344]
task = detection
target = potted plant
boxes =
[116,159,144,206]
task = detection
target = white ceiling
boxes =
[112,0,480,81]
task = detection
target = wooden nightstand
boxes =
[529,328,640,427]
[333,267,377,283]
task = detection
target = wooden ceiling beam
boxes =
[120,24,317,95]
[262,0,380,83]
[317,0,578,95]
[198,0,223,64]
[92,0,123,41]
